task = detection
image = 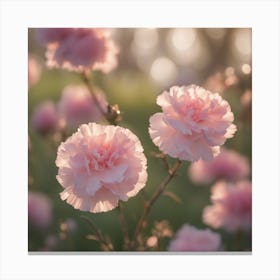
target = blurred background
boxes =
[28,28,252,252]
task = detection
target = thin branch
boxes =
[130,159,182,249]
[80,71,119,126]
[80,215,113,251]
[117,202,130,249]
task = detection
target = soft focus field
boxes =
[28,28,252,251]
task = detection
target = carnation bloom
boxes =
[189,148,250,184]
[58,85,107,129]
[32,101,58,134]
[36,28,118,73]
[56,123,147,213]
[203,180,252,232]
[28,192,52,229]
[168,224,221,252]
[149,85,237,161]
[28,54,42,88]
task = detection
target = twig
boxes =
[80,71,119,126]
[130,159,182,249]
[117,202,130,250]
[80,215,113,251]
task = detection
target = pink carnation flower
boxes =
[203,180,252,232]
[28,54,42,88]
[168,224,221,251]
[28,192,52,229]
[189,149,250,184]
[58,85,107,129]
[56,123,147,213]
[149,85,237,161]
[32,101,58,134]
[39,28,118,73]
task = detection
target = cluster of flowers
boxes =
[31,85,108,134]
[56,85,236,214]
[29,28,251,252]
[187,129,252,235]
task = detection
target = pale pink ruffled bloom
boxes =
[28,192,52,229]
[203,180,252,232]
[189,149,250,184]
[168,224,221,252]
[58,85,107,129]
[56,123,147,213]
[38,28,118,73]
[32,101,58,134]
[28,55,42,88]
[149,85,237,161]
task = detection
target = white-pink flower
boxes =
[28,192,52,229]
[149,85,237,162]
[189,148,250,184]
[36,28,118,73]
[56,123,147,213]
[31,101,59,134]
[203,180,252,232]
[58,85,108,129]
[168,224,221,252]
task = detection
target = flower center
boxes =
[184,99,206,123]
[87,147,117,172]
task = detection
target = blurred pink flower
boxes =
[149,85,237,161]
[204,72,226,94]
[44,234,58,250]
[28,192,52,229]
[28,55,42,88]
[56,123,147,213]
[203,180,252,232]
[168,224,221,251]
[58,85,107,129]
[241,90,252,109]
[189,149,250,184]
[32,101,59,134]
[241,90,252,121]
[37,28,118,73]
[36,28,74,46]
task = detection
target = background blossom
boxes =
[168,224,221,251]
[56,123,147,213]
[31,101,59,134]
[36,28,73,46]
[37,28,118,73]
[203,180,252,232]
[58,85,108,129]
[149,85,236,161]
[28,192,52,229]
[28,54,42,88]
[189,148,250,184]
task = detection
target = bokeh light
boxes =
[150,56,178,87]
